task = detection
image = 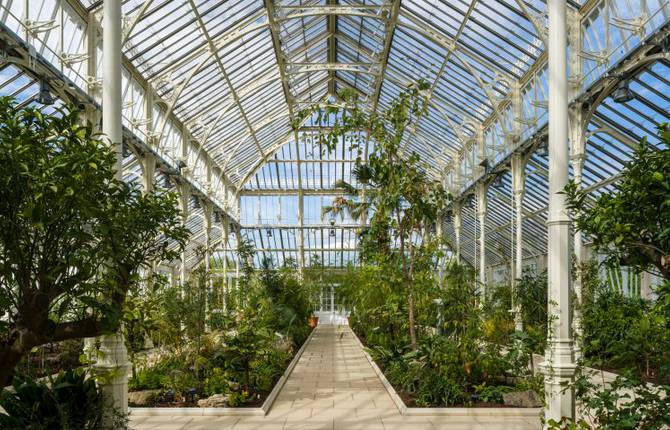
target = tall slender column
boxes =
[451,164,462,264]
[542,0,576,422]
[204,203,212,332]
[570,111,586,361]
[234,226,243,307]
[141,154,157,349]
[98,0,128,422]
[141,154,156,194]
[511,153,526,332]
[571,151,585,361]
[436,214,444,283]
[222,216,229,312]
[453,204,462,263]
[476,182,488,300]
[82,13,100,367]
[295,133,305,274]
[178,185,189,331]
[103,0,122,176]
[568,9,585,363]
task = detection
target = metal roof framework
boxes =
[2,0,670,269]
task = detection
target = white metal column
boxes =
[179,185,190,290]
[98,0,128,421]
[569,105,586,360]
[569,9,585,363]
[511,153,526,332]
[453,204,462,262]
[542,0,576,422]
[234,226,242,307]
[177,184,190,335]
[295,132,305,274]
[476,182,488,300]
[141,154,156,194]
[222,217,229,312]
[436,214,444,282]
[204,203,212,332]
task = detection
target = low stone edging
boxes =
[130,328,317,417]
[349,328,542,417]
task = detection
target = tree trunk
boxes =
[408,292,417,350]
[0,324,44,387]
[0,346,25,387]
[396,217,416,350]
[0,314,119,388]
[407,237,417,350]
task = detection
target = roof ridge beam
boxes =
[369,0,400,115]
[327,0,338,96]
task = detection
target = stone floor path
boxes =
[131,325,540,429]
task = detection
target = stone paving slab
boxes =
[131,325,541,429]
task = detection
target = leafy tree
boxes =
[312,82,450,349]
[236,238,256,308]
[122,273,167,378]
[564,124,670,279]
[0,98,189,386]
[560,124,670,428]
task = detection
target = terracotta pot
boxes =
[308,316,319,328]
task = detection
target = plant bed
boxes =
[130,327,315,416]
[129,248,319,414]
[349,328,542,417]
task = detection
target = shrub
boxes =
[128,367,163,391]
[0,369,127,430]
[203,367,233,397]
[581,281,670,382]
[515,269,548,353]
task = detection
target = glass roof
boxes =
[2,0,670,269]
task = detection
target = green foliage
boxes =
[314,82,449,349]
[152,281,188,349]
[203,367,233,397]
[580,268,670,382]
[558,123,670,429]
[345,261,538,407]
[0,98,189,385]
[237,238,256,307]
[128,241,313,406]
[128,366,163,391]
[473,383,515,404]
[564,124,670,279]
[481,283,514,345]
[340,263,410,348]
[319,83,539,407]
[0,369,128,430]
[13,339,84,379]
[129,311,292,405]
[123,273,167,377]
[548,371,670,430]
[258,259,315,346]
[216,312,275,390]
[374,331,520,407]
[515,269,548,353]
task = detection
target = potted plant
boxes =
[308,314,319,328]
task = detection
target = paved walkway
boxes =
[131,325,540,429]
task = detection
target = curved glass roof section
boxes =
[2,0,670,269]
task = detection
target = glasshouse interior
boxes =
[1,0,670,429]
